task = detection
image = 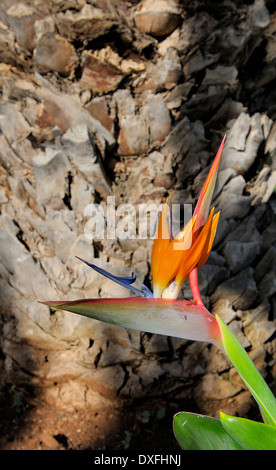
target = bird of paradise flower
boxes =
[40,136,276,449]
[41,138,225,347]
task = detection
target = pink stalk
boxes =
[189,267,204,305]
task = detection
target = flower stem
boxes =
[189,267,204,305]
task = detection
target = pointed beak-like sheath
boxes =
[40,297,222,348]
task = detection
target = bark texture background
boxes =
[0,0,276,450]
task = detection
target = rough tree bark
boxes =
[0,0,275,450]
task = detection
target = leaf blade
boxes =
[220,412,276,450]
[216,314,276,425]
[173,412,244,450]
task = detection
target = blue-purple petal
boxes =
[76,257,153,298]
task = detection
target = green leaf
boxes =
[216,314,276,425]
[173,412,244,450]
[220,412,276,450]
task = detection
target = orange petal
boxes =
[151,201,170,282]
[198,211,220,269]
[175,208,215,287]
[152,216,196,296]
[193,136,225,234]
